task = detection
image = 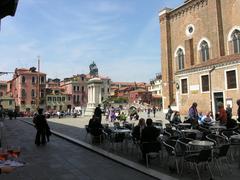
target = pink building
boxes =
[60,74,88,109]
[60,74,111,110]
[7,68,46,113]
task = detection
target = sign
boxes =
[190,85,199,91]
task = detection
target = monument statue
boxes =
[89,61,98,77]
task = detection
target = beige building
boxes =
[148,73,162,107]
[46,79,71,112]
[160,0,240,115]
[0,81,15,110]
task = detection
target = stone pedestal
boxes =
[84,77,103,116]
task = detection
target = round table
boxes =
[188,140,214,147]
[230,134,240,140]
[112,129,131,134]
[178,123,191,126]
[181,129,201,133]
[210,125,226,130]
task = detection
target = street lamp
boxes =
[209,66,215,114]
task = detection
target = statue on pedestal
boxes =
[89,61,98,77]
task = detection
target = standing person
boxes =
[33,109,48,146]
[188,102,199,128]
[94,104,103,122]
[147,107,151,118]
[165,105,173,121]
[226,104,232,121]
[237,99,240,122]
[153,106,156,118]
[216,102,227,125]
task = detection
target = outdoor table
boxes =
[111,128,131,134]
[230,134,240,168]
[181,129,201,134]
[209,125,226,130]
[155,125,162,129]
[178,123,191,129]
[210,125,226,134]
[189,140,214,147]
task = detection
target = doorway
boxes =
[213,92,224,116]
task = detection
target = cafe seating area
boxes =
[85,119,240,180]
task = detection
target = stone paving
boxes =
[0,118,158,180]
[44,111,240,180]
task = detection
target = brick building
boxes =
[159,0,240,115]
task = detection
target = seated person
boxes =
[171,111,182,125]
[200,111,215,126]
[132,118,146,141]
[140,118,161,160]
[89,117,103,136]
[119,112,127,122]
[141,118,160,143]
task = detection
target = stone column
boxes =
[84,77,103,116]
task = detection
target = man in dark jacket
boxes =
[94,104,103,122]
[140,118,161,161]
[141,118,160,143]
[33,109,48,146]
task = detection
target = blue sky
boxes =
[0,0,182,82]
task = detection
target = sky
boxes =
[0,0,182,82]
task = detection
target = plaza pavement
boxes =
[2,111,239,180]
[1,118,159,180]
[44,111,240,180]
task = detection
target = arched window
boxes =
[177,49,184,70]
[22,76,25,84]
[21,89,26,97]
[231,30,240,54]
[200,40,209,62]
[31,89,35,97]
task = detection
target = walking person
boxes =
[33,109,48,146]
[165,105,173,121]
[153,106,156,118]
[147,107,151,118]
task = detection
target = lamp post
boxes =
[209,66,215,114]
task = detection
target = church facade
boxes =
[159,0,240,115]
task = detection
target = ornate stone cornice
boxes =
[175,59,240,76]
[160,0,208,22]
